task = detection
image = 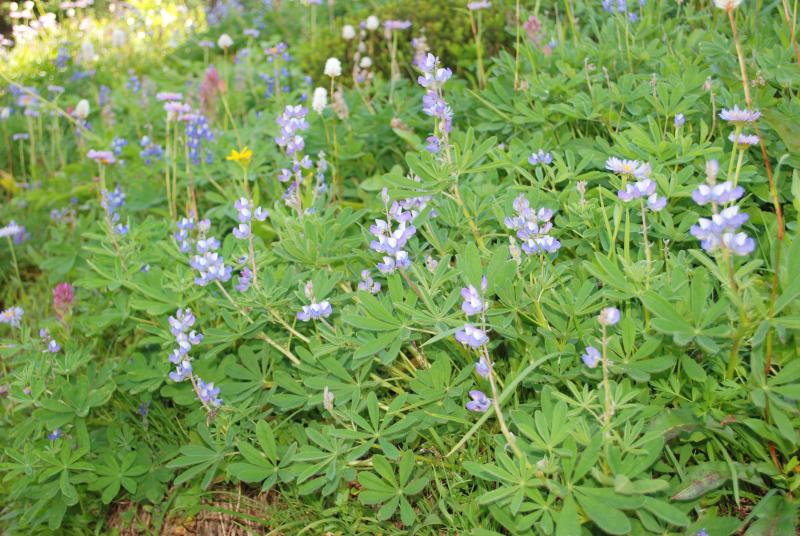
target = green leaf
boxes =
[576,491,631,535]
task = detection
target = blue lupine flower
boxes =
[48,428,62,441]
[196,378,222,407]
[455,323,489,349]
[185,113,214,165]
[617,178,656,201]
[647,193,667,212]
[46,339,61,353]
[111,137,128,156]
[466,390,491,412]
[370,191,417,274]
[598,307,621,326]
[235,267,253,292]
[475,357,492,378]
[174,217,196,253]
[357,270,381,294]
[691,181,743,205]
[297,301,333,321]
[581,346,601,368]
[169,359,192,382]
[139,136,164,165]
[126,70,141,93]
[528,149,553,165]
[461,285,487,316]
[674,113,685,127]
[504,194,561,255]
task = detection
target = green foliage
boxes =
[1,0,799,534]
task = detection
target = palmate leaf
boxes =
[357,451,429,526]
[228,421,296,492]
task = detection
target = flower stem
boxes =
[601,325,614,429]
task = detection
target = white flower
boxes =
[713,0,743,9]
[365,15,379,31]
[342,24,356,40]
[312,87,328,114]
[359,56,373,69]
[217,33,233,49]
[324,57,342,78]
[74,99,90,120]
[111,28,126,47]
[0,107,10,120]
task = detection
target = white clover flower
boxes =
[342,24,356,40]
[365,15,380,31]
[217,33,233,49]
[312,87,328,115]
[359,56,373,69]
[324,57,342,78]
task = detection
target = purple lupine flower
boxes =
[174,217,196,253]
[169,359,192,382]
[369,191,417,274]
[185,113,214,165]
[425,135,441,153]
[528,149,553,165]
[236,267,253,292]
[581,346,601,368]
[357,270,381,294]
[475,357,491,378]
[691,181,743,205]
[297,301,333,321]
[504,194,561,255]
[696,529,709,536]
[598,307,621,326]
[0,221,22,239]
[674,114,685,127]
[139,136,164,165]
[111,137,128,156]
[196,378,222,407]
[48,428,62,441]
[455,323,489,348]
[617,178,657,201]
[46,339,61,353]
[0,307,24,328]
[461,285,487,315]
[466,390,491,412]
[719,106,760,123]
[647,193,666,211]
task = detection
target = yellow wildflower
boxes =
[226,147,253,167]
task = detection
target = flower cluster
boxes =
[456,276,492,413]
[185,113,215,165]
[528,149,553,166]
[417,53,453,154]
[39,328,61,353]
[455,277,490,351]
[504,194,561,255]
[101,185,129,235]
[275,105,309,156]
[139,136,164,165]
[297,281,333,322]
[232,198,269,240]
[357,270,381,294]
[165,309,222,409]
[52,282,75,319]
[369,190,417,274]
[188,220,232,286]
[602,0,642,22]
[167,308,203,373]
[689,160,754,256]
